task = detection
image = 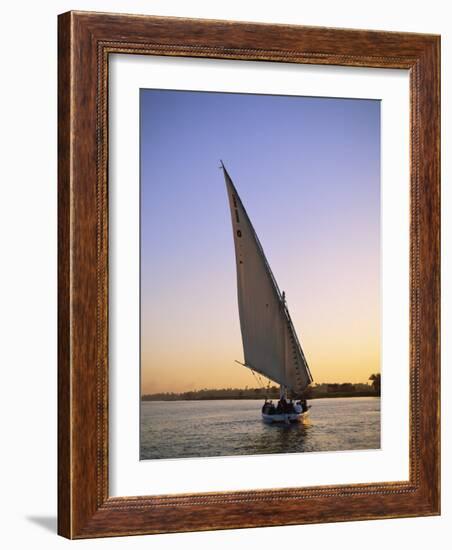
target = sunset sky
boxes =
[140,89,380,394]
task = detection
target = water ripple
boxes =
[140,397,380,460]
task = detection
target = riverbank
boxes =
[141,388,379,402]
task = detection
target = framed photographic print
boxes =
[58,11,440,538]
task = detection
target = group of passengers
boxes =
[262,397,308,415]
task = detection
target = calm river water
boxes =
[140,396,380,460]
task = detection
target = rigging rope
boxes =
[248,368,273,400]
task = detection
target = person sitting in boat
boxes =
[295,399,308,413]
[277,397,290,413]
[262,400,276,415]
[293,401,302,414]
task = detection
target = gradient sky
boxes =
[140,89,380,394]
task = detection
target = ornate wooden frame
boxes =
[58,11,440,538]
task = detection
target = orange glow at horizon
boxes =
[140,242,380,394]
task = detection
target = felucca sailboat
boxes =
[222,162,313,423]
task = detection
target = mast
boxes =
[281,291,287,401]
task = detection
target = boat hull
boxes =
[262,410,309,424]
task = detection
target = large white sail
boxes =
[222,163,313,395]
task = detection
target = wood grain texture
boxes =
[57,10,72,538]
[57,11,440,539]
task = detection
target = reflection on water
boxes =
[140,397,380,460]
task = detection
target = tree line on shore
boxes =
[142,374,381,401]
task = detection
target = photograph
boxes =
[139,89,381,460]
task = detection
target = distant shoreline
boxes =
[141,391,379,402]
